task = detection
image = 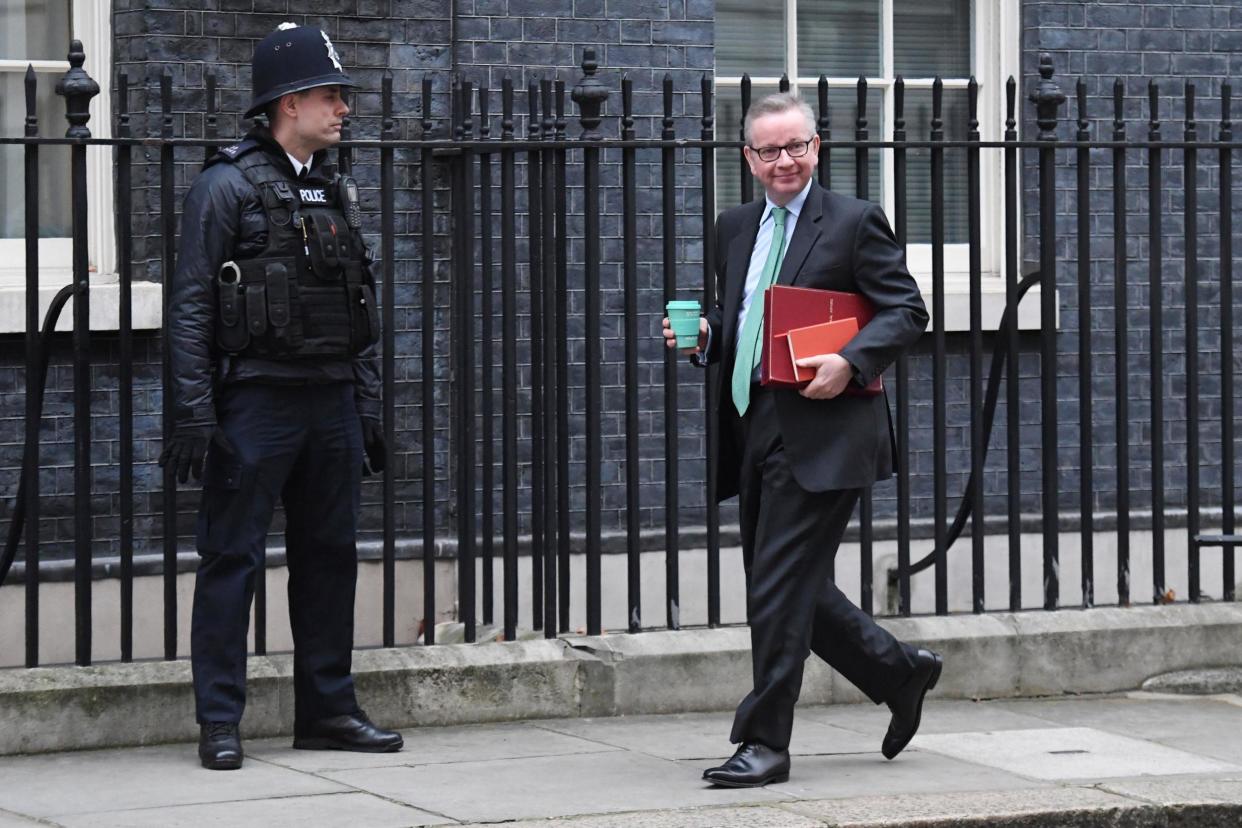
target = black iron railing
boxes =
[1,43,1240,668]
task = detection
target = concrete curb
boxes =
[1,603,1239,755]
[459,800,1242,828]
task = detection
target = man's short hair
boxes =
[744,92,816,146]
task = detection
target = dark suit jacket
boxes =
[704,182,929,501]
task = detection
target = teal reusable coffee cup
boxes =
[666,299,702,348]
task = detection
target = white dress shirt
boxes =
[286,151,313,178]
[699,178,813,371]
[734,178,813,345]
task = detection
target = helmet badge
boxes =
[322,31,343,72]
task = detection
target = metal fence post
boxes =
[1029,53,1065,611]
[620,76,641,633]
[661,74,680,630]
[56,40,99,666]
[1075,77,1094,609]
[893,76,911,616]
[968,76,984,613]
[1005,75,1022,611]
[380,70,397,645]
[419,75,437,645]
[1147,80,1166,605]
[117,71,135,662]
[572,49,608,637]
[158,69,178,659]
[930,76,948,614]
[1111,78,1131,607]
[1184,82,1201,604]
[23,65,42,667]
[701,73,720,627]
[1220,83,1236,603]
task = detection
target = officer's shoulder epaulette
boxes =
[206,138,261,168]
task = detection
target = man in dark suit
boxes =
[662,92,940,787]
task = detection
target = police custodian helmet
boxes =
[245,23,355,119]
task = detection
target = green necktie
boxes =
[731,206,788,417]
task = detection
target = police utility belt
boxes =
[215,149,379,360]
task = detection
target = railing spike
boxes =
[571,47,608,140]
[1006,76,1017,130]
[1029,53,1065,141]
[55,39,99,140]
[24,65,38,137]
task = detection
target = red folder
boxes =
[760,285,882,396]
[788,318,860,382]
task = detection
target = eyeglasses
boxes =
[750,139,814,163]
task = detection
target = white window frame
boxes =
[716,0,1040,330]
[0,0,159,332]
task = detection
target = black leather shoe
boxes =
[199,722,243,770]
[882,648,943,760]
[292,710,404,753]
[703,742,790,787]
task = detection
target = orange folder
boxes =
[787,317,861,382]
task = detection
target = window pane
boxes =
[797,0,881,78]
[716,84,779,209]
[716,0,786,78]
[893,0,971,78]
[819,87,882,204]
[0,71,72,238]
[901,88,969,244]
[0,0,72,61]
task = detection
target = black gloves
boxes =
[361,417,386,476]
[158,424,236,484]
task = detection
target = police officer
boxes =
[159,23,402,770]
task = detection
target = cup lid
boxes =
[665,300,701,309]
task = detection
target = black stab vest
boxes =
[213,144,379,359]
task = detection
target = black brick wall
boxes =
[1018,0,1242,526]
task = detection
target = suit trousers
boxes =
[191,382,363,726]
[729,386,915,751]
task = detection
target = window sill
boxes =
[0,276,163,335]
[914,272,1054,333]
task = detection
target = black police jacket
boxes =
[168,127,381,428]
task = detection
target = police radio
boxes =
[338,175,362,230]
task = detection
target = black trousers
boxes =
[191,382,362,726]
[729,386,915,751]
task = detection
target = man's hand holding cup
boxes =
[663,299,707,355]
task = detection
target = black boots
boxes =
[199,722,243,770]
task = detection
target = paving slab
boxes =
[993,695,1242,764]
[769,746,1045,800]
[532,710,875,760]
[800,697,1055,737]
[0,810,44,827]
[994,695,1242,740]
[457,804,825,828]
[52,792,448,828]
[321,748,789,823]
[785,787,1150,826]
[0,743,347,818]
[249,720,615,772]
[910,727,1240,781]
